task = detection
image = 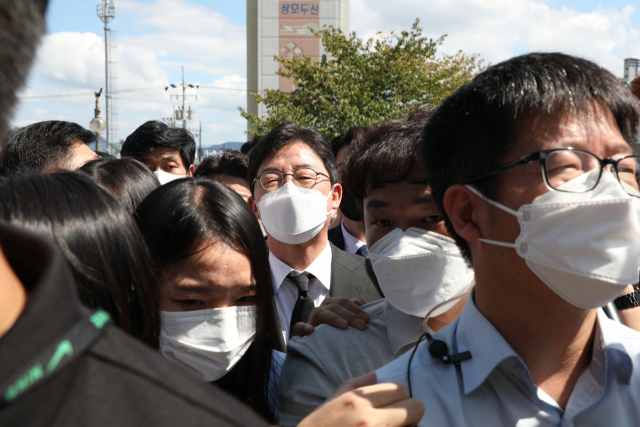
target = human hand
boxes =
[297,372,424,427]
[293,297,369,336]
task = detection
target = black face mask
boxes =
[340,188,363,222]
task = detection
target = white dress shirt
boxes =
[341,221,366,255]
[377,291,640,427]
[269,242,333,343]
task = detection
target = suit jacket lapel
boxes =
[329,243,361,299]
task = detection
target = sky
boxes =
[10,0,640,147]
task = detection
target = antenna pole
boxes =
[182,67,187,128]
[97,0,115,151]
[103,20,110,152]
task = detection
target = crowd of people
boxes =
[3,1,640,427]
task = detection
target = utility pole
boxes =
[165,66,198,129]
[181,68,187,128]
[97,0,115,149]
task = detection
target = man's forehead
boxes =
[366,181,433,207]
[509,105,632,159]
[259,142,325,172]
[139,146,181,161]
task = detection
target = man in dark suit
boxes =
[328,127,369,257]
[248,124,383,345]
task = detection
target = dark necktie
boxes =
[356,245,369,259]
[288,272,315,334]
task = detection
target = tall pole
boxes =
[102,20,110,153]
[198,121,202,163]
[97,0,115,152]
[182,67,187,128]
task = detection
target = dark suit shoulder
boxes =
[329,243,383,303]
[328,226,345,251]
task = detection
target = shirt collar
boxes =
[451,289,524,395]
[269,242,333,294]
[341,220,365,254]
[384,300,425,355]
[451,290,638,395]
[595,308,636,384]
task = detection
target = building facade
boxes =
[624,58,640,83]
[246,0,350,132]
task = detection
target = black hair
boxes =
[133,177,280,421]
[0,170,160,348]
[632,76,640,100]
[0,0,47,143]
[331,126,370,158]
[241,135,263,155]
[194,149,249,181]
[121,121,196,169]
[421,52,640,264]
[0,121,97,175]
[247,123,337,195]
[344,107,434,202]
[80,158,160,214]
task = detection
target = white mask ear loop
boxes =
[421,290,472,333]
[465,185,519,216]
[465,185,519,249]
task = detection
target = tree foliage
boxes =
[240,19,485,139]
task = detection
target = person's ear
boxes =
[248,196,261,220]
[188,165,195,177]
[443,185,484,242]
[330,183,342,211]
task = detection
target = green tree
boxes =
[239,19,485,139]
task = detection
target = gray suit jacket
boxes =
[328,242,383,301]
[271,243,383,352]
[275,300,423,427]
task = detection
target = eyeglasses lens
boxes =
[616,156,640,197]
[544,150,600,192]
[260,172,283,191]
[293,169,318,188]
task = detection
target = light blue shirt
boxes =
[376,293,640,427]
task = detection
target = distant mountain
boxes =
[200,142,244,151]
[199,142,245,157]
[85,140,246,158]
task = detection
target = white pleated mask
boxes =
[467,170,640,309]
[159,306,256,382]
[154,170,187,185]
[369,227,474,318]
[258,182,332,244]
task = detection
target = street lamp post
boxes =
[89,88,107,153]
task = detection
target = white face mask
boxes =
[467,170,640,309]
[159,306,256,382]
[369,227,474,318]
[154,170,187,185]
[258,182,332,245]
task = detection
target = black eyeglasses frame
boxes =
[464,147,640,197]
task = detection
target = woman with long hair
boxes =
[134,177,281,421]
[0,170,160,348]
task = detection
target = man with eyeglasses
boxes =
[247,123,383,346]
[376,52,640,426]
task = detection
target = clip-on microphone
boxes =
[406,294,473,398]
